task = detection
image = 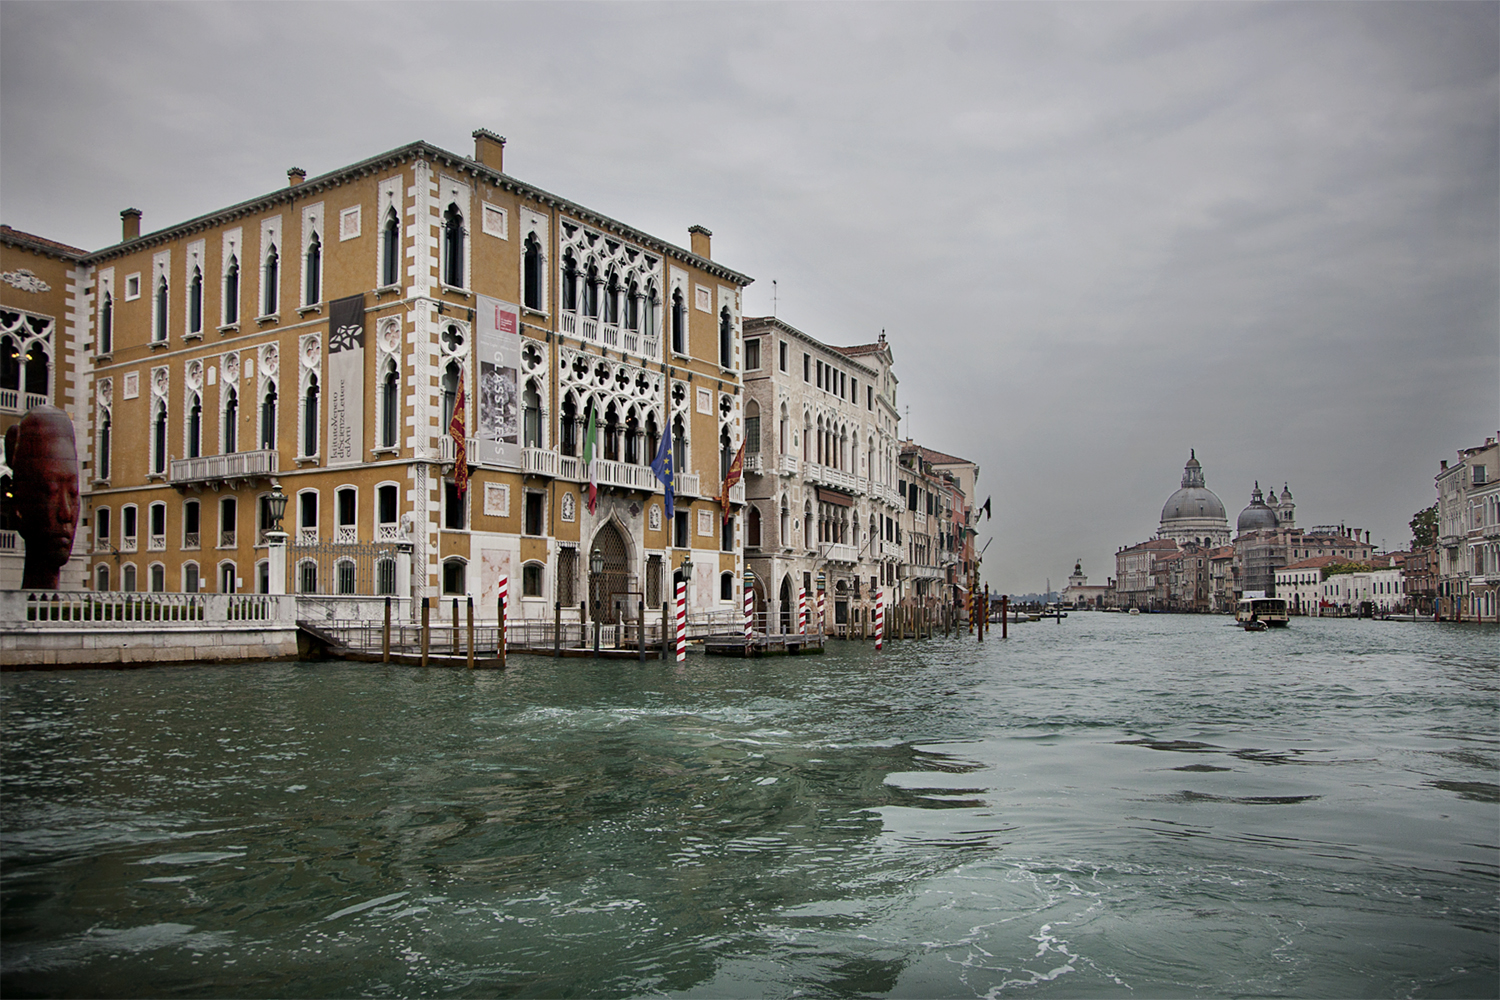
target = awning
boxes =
[816,487,854,507]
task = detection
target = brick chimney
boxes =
[473,129,506,172]
[287,167,306,187]
[689,225,712,260]
[120,208,141,242]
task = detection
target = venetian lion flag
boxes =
[721,440,745,524]
[450,370,468,497]
[583,400,599,515]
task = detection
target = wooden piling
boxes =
[382,596,391,663]
[553,602,562,658]
[466,597,474,670]
[451,597,459,654]
[498,593,507,670]
[661,601,670,660]
[420,597,430,667]
[639,601,646,662]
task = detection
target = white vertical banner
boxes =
[476,294,521,469]
[326,294,365,466]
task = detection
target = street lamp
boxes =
[590,546,604,615]
[266,480,288,531]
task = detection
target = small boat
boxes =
[1128,608,1141,616]
[1241,619,1268,632]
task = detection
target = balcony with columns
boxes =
[169,450,278,489]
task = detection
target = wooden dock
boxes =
[702,633,825,657]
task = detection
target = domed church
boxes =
[1236,481,1296,535]
[1158,451,1231,547]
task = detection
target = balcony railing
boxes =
[376,524,401,542]
[297,528,319,546]
[0,529,17,552]
[169,450,278,486]
[622,329,639,355]
[219,530,236,548]
[335,526,357,545]
[560,311,577,336]
[183,532,200,550]
[744,453,765,475]
[602,322,620,348]
[523,446,559,477]
[148,534,166,551]
[437,436,480,464]
[677,473,701,498]
[823,543,858,564]
[121,536,138,553]
[729,482,745,505]
[778,454,799,477]
[580,316,598,341]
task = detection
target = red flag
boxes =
[721,440,745,524]
[450,369,468,497]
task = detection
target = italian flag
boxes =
[583,401,599,515]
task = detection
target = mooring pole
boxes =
[497,590,507,670]
[638,600,646,662]
[615,601,623,649]
[382,596,391,663]
[661,601,670,660]
[593,609,601,659]
[451,597,459,654]
[420,597,430,668]
[1001,593,1008,639]
[466,597,474,670]
[553,602,562,658]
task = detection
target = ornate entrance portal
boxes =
[588,520,631,624]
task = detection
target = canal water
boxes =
[2,615,1496,998]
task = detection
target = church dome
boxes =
[1237,482,1279,532]
[1160,450,1227,524]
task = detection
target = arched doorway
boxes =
[779,574,793,634]
[588,520,631,624]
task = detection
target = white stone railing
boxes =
[559,310,577,336]
[523,446,559,476]
[602,322,620,348]
[335,526,357,544]
[169,449,278,486]
[580,315,598,342]
[437,435,480,465]
[779,454,799,477]
[0,529,17,552]
[2,590,296,627]
[823,542,858,564]
[376,524,401,542]
[121,536,138,553]
[677,473,701,498]
[744,453,765,475]
[0,388,16,412]
[148,534,166,551]
[729,482,745,505]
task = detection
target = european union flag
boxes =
[650,419,674,520]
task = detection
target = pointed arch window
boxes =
[24,344,49,397]
[0,336,17,391]
[625,280,639,330]
[260,381,277,450]
[719,306,733,369]
[645,411,660,466]
[223,257,239,325]
[187,392,202,459]
[604,271,620,325]
[720,426,734,482]
[189,266,203,334]
[522,379,541,448]
[380,361,399,449]
[442,204,465,287]
[583,263,600,318]
[154,276,169,342]
[672,413,687,474]
[603,402,620,462]
[97,408,111,480]
[223,387,238,453]
[100,291,113,353]
[382,209,401,287]
[523,232,543,310]
[644,282,659,342]
[440,361,460,430]
[304,233,321,304]
[671,288,686,354]
[302,375,320,457]
[560,393,578,456]
[152,401,168,475]
[263,245,279,315]
[562,251,578,312]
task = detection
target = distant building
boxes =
[1275,555,1343,615]
[1115,537,1178,610]
[1060,559,1110,609]
[1435,434,1499,620]
[1158,451,1231,548]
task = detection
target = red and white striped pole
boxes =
[817,588,826,635]
[875,588,885,650]
[798,587,807,637]
[675,579,688,662]
[743,578,754,648]
[497,574,508,657]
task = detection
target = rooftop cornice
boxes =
[81,139,756,288]
[742,315,880,377]
[1,225,87,261]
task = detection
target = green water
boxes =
[2,614,1496,997]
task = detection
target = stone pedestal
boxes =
[265,531,288,595]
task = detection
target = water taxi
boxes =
[1236,596,1289,628]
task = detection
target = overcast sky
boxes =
[3,2,1495,593]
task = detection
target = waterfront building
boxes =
[1208,545,1237,612]
[1114,537,1178,610]
[1319,563,1405,617]
[1435,434,1499,620]
[898,442,978,614]
[1157,451,1231,548]
[1060,559,1111,609]
[2,131,753,621]
[739,317,903,634]
[1275,555,1342,615]
[0,226,92,590]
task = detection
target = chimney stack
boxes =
[473,129,506,172]
[120,208,141,242]
[287,167,306,187]
[689,225,712,260]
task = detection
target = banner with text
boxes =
[326,294,366,466]
[476,294,522,470]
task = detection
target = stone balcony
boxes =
[169,449,278,488]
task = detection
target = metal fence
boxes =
[289,540,399,596]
